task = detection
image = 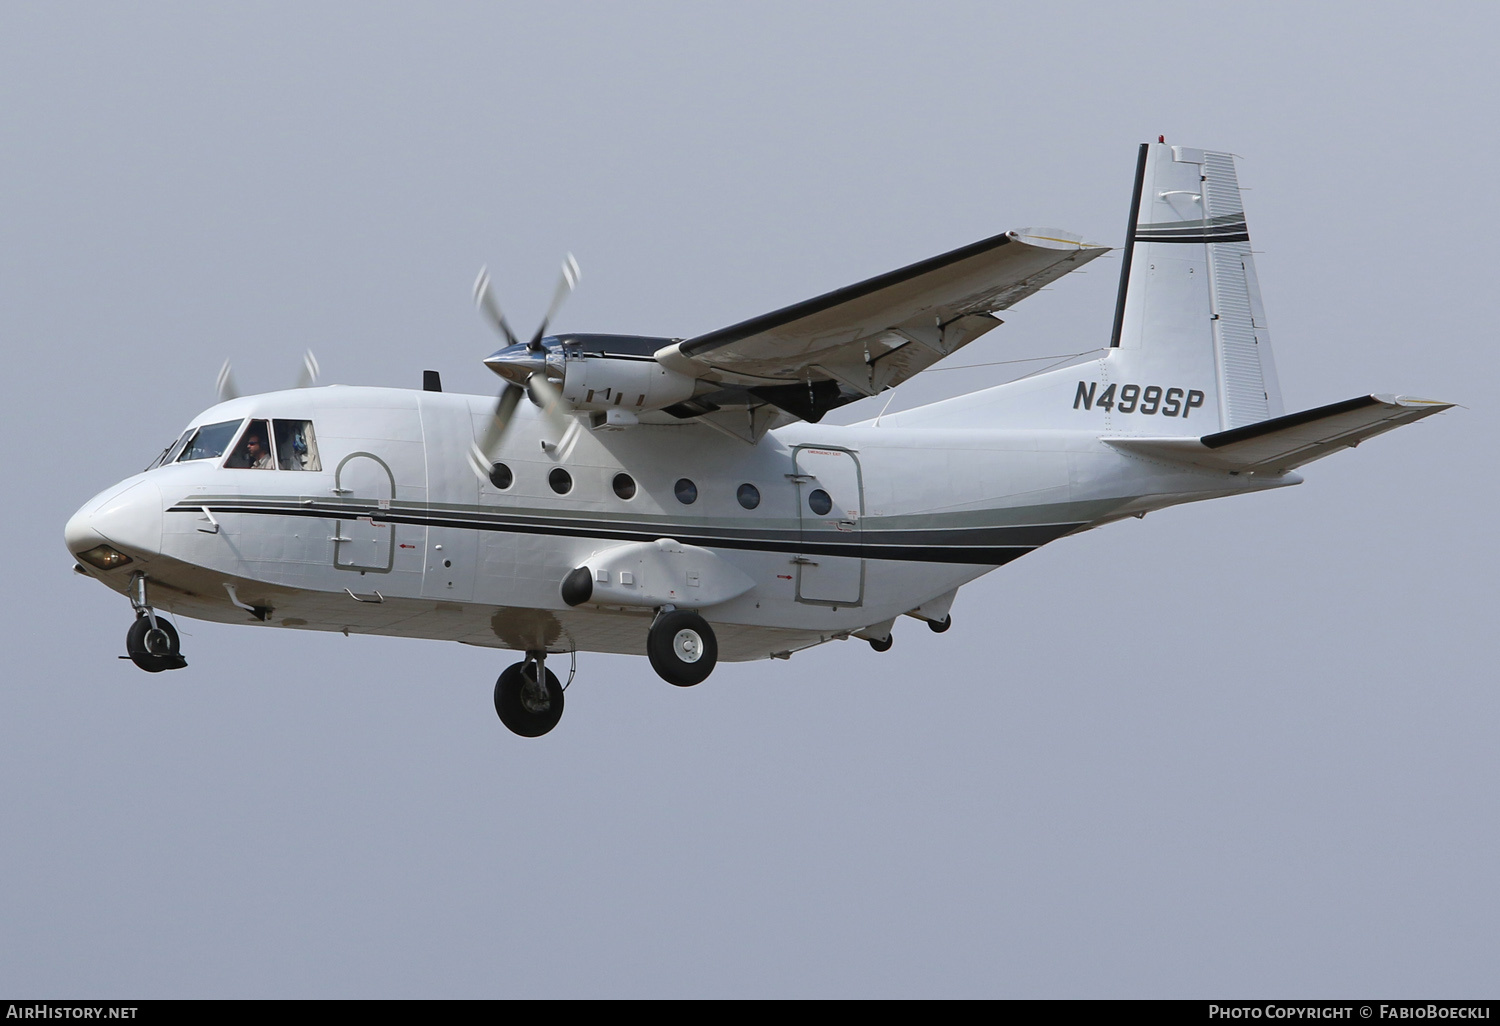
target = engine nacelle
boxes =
[560,355,698,413]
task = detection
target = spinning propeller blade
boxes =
[294,350,321,389]
[529,253,581,349]
[468,382,525,480]
[216,361,239,403]
[217,351,319,402]
[473,266,520,348]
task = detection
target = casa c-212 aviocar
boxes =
[64,140,1451,737]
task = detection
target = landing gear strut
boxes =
[647,608,718,687]
[494,651,564,737]
[124,573,186,672]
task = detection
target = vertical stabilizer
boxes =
[1111,142,1283,431]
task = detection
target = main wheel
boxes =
[647,610,718,687]
[493,661,564,737]
[126,615,181,673]
[927,615,952,634]
[868,634,893,652]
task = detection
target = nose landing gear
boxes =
[123,573,186,672]
[494,651,564,737]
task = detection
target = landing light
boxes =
[77,544,133,571]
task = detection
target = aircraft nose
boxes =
[65,479,164,560]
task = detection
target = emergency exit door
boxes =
[793,446,863,605]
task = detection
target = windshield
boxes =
[176,420,243,462]
[146,429,192,471]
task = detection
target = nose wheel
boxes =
[494,653,564,737]
[123,573,186,672]
[125,614,186,672]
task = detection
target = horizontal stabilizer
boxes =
[1105,394,1452,474]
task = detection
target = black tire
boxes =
[927,615,952,634]
[126,615,180,673]
[647,610,718,687]
[868,634,893,652]
[493,661,564,737]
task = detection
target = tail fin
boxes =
[1108,141,1282,432]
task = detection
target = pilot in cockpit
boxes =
[237,428,274,470]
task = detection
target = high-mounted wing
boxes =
[654,227,1108,421]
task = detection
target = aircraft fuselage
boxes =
[65,382,1287,662]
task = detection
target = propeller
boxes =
[216,349,320,403]
[216,361,239,403]
[468,255,582,480]
[294,349,321,389]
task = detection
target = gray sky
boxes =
[3,1,1494,998]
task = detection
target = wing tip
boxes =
[1373,393,1455,411]
[1011,226,1110,252]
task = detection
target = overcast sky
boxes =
[3,2,1495,998]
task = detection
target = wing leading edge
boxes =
[654,228,1108,421]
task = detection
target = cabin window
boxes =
[674,478,698,505]
[549,468,573,494]
[225,420,275,469]
[808,488,833,516]
[273,420,321,471]
[612,473,636,500]
[736,483,761,510]
[489,462,513,489]
[176,420,242,463]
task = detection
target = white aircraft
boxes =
[65,141,1451,736]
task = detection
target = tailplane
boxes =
[1105,394,1452,474]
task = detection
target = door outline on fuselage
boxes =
[791,444,864,607]
[332,451,396,574]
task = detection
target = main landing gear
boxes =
[647,608,717,688]
[124,573,186,672]
[494,651,564,737]
[491,608,720,737]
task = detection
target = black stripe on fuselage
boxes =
[169,500,1083,566]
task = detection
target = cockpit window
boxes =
[225,420,275,469]
[273,420,321,471]
[176,420,243,463]
[147,429,193,471]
